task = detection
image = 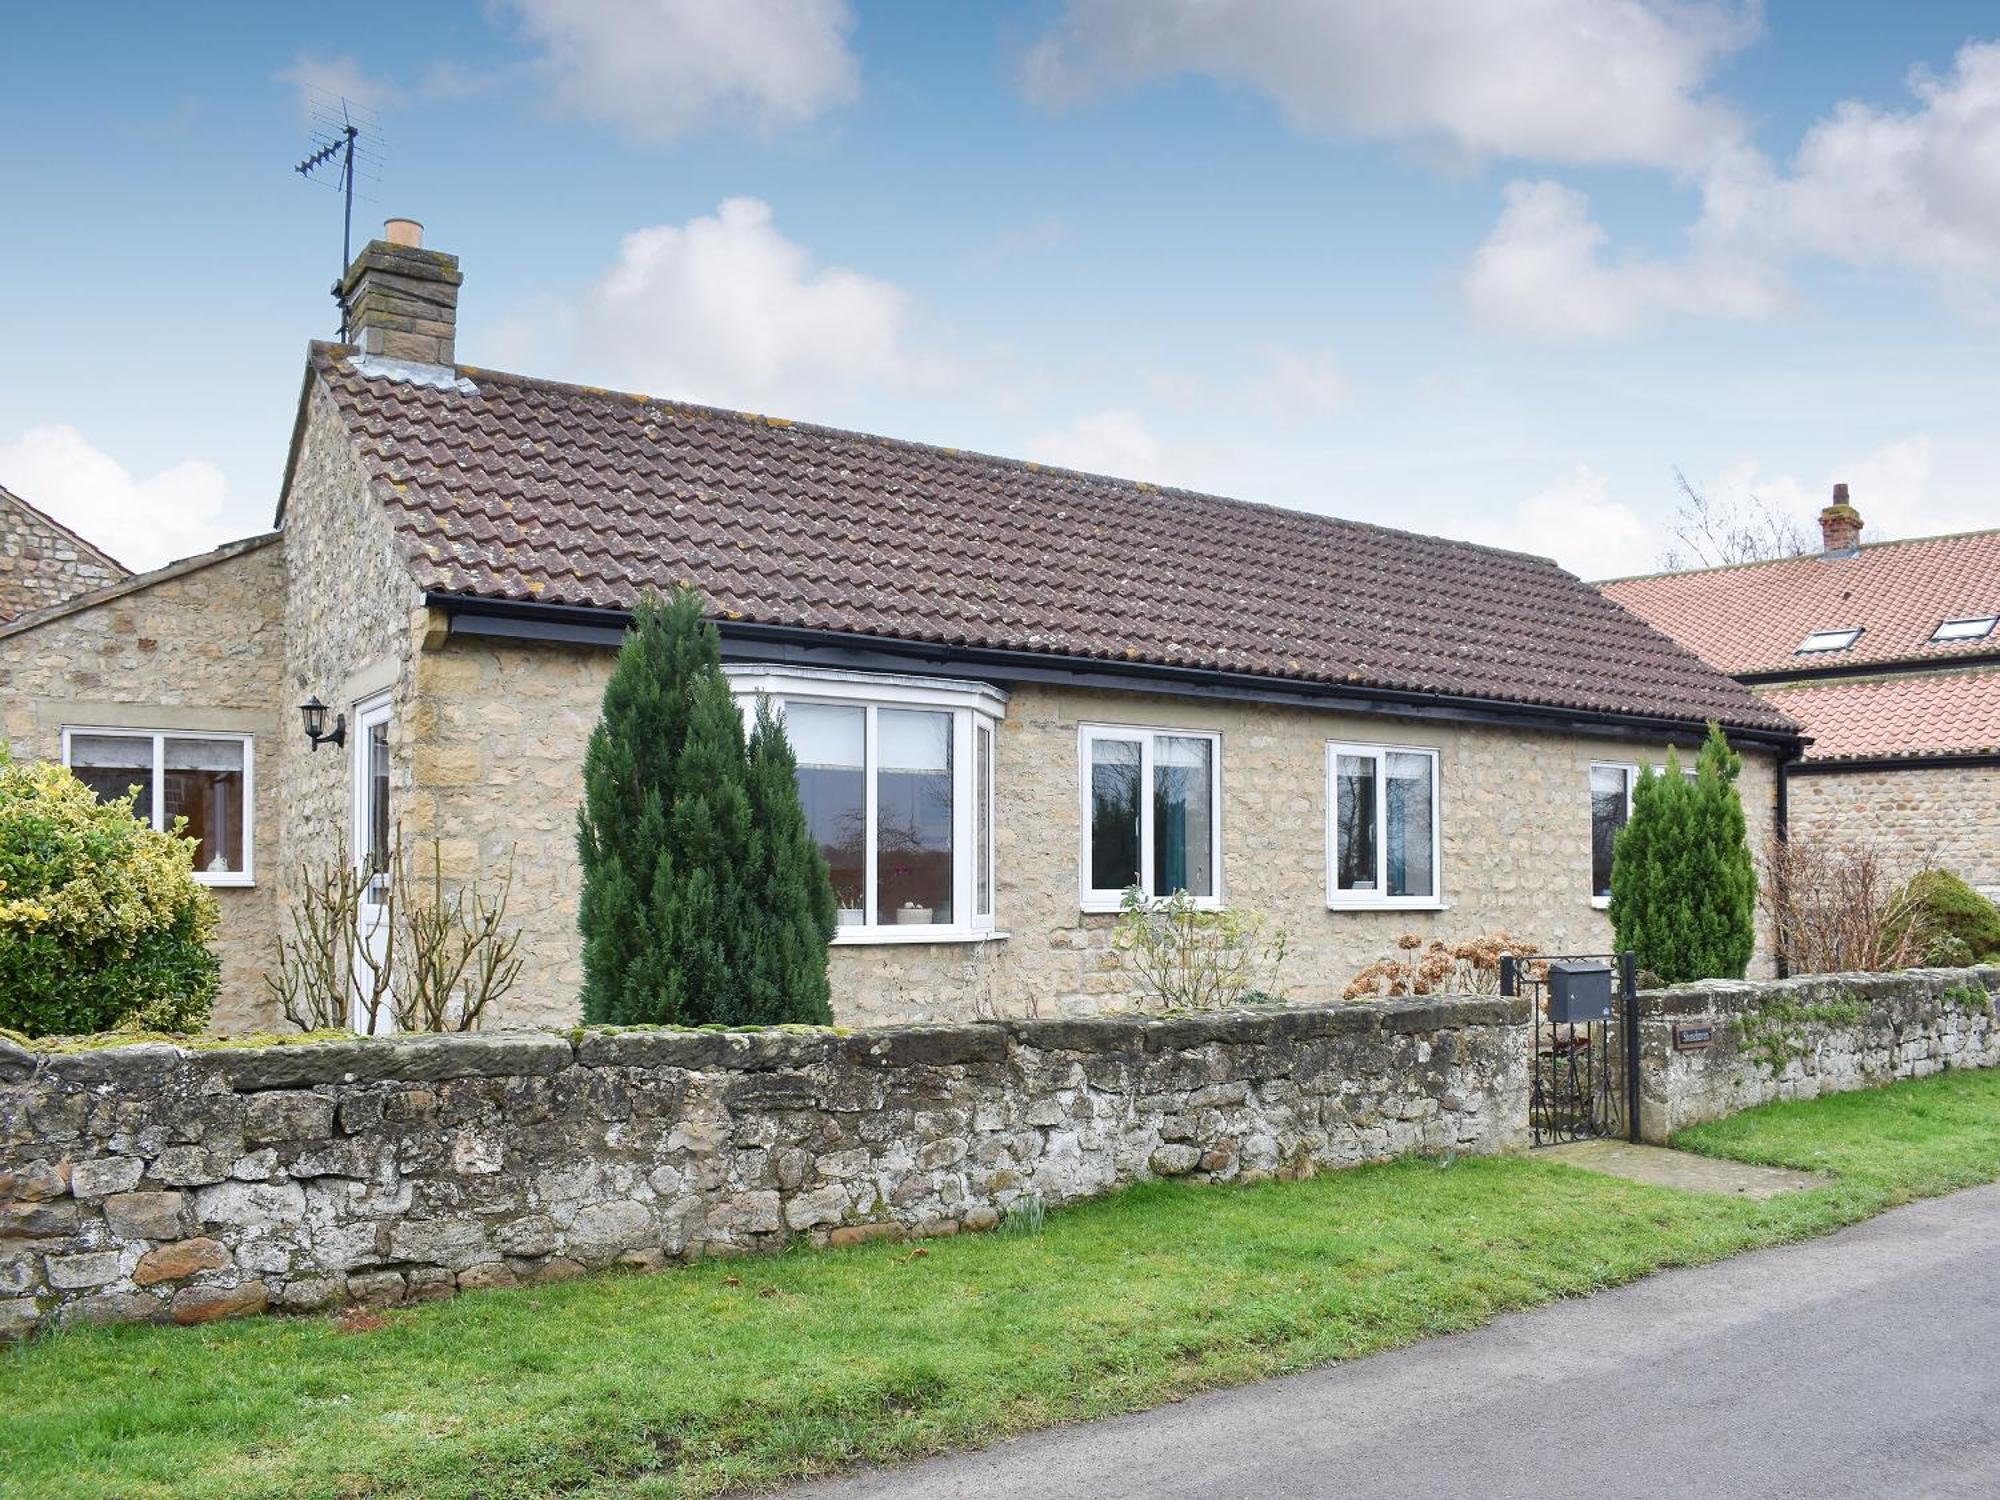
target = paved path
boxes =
[784,1184,2000,1500]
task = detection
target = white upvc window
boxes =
[1327,741,1440,909]
[1079,724,1223,911]
[725,666,1005,944]
[61,727,254,886]
[1589,759,1700,908]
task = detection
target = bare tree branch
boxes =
[1658,469,1814,570]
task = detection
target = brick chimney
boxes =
[338,218,461,367]
[1819,483,1863,555]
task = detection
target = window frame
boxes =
[1325,740,1442,911]
[724,666,1007,945]
[1588,759,1699,909]
[1077,723,1225,913]
[1796,627,1862,654]
[60,725,255,887]
[1932,615,1998,643]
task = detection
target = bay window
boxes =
[1080,725,1222,909]
[1327,742,1439,908]
[63,727,254,885]
[725,667,1004,942]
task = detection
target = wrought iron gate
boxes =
[1501,951,1641,1148]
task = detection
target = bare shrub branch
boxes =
[1760,831,1936,975]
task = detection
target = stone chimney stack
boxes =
[338,218,461,367]
[1819,483,1863,555]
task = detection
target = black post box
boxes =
[1547,960,1613,1024]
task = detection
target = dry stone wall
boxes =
[0,995,1527,1339]
[1638,966,2000,1140]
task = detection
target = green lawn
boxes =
[9,1068,2000,1500]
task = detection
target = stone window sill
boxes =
[1326,900,1448,913]
[832,928,1008,947]
[1590,895,1612,911]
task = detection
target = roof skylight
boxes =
[1932,615,1998,643]
[1797,627,1862,654]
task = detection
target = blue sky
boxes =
[2,0,1996,576]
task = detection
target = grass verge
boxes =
[7,1067,2000,1498]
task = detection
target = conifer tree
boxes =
[1609,721,1757,982]
[577,588,821,1025]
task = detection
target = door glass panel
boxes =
[1089,737,1142,892]
[1153,736,1214,898]
[1590,765,1629,899]
[70,735,154,823]
[786,701,867,921]
[876,709,952,925]
[164,737,245,874]
[1335,753,1377,892]
[1385,752,1434,899]
[364,719,391,892]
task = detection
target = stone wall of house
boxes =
[0,537,287,1031]
[273,374,431,1028]
[0,490,127,624]
[1787,765,2000,898]
[1637,965,2000,1141]
[411,633,1781,1030]
[0,992,1528,1338]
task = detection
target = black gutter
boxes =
[1787,751,2000,775]
[1737,649,2000,686]
[425,591,1808,754]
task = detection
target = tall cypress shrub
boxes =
[744,697,837,1024]
[1609,721,1757,983]
[577,588,830,1025]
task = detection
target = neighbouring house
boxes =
[0,223,1802,1032]
[1602,494,2000,898]
[0,483,128,624]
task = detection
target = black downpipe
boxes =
[1774,756,1794,979]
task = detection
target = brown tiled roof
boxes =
[1761,669,2000,761]
[309,344,1795,735]
[1600,530,2000,677]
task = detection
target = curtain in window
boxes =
[1385,752,1433,899]
[163,737,245,874]
[1153,735,1213,898]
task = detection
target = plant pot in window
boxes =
[837,908,864,927]
[895,903,935,925]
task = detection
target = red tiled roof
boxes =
[1600,530,2000,677]
[1761,669,2000,761]
[308,344,1795,735]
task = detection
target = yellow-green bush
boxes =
[0,754,219,1037]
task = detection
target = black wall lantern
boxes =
[300,695,347,752]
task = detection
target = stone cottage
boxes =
[0,483,128,624]
[1603,494,2000,898]
[0,223,1803,1032]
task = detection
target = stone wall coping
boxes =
[6,991,1537,1093]
[1637,965,2000,1021]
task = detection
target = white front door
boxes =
[351,696,394,1034]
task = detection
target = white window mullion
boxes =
[1372,748,1388,898]
[150,733,166,835]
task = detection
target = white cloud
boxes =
[1026,410,1168,478]
[1023,0,1754,171]
[1465,463,1658,578]
[1699,437,1992,546]
[0,427,229,573]
[504,0,859,144]
[1252,345,1349,420]
[1463,178,1790,337]
[571,197,925,411]
[277,54,399,120]
[1772,43,2000,285]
